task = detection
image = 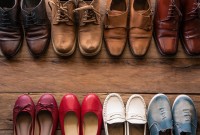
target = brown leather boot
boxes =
[104,0,128,57]
[75,0,103,56]
[180,0,200,55]
[0,0,23,58]
[154,0,182,56]
[49,0,76,56]
[129,0,153,57]
[21,0,51,58]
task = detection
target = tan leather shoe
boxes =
[129,0,153,57]
[75,0,103,56]
[49,0,76,56]
[104,0,128,57]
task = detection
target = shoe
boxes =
[48,0,76,56]
[126,94,147,135]
[21,0,51,57]
[172,95,197,135]
[129,0,153,57]
[103,93,125,135]
[13,95,35,135]
[0,0,23,58]
[104,0,128,57]
[35,94,59,135]
[154,0,181,56]
[147,94,173,135]
[59,94,81,135]
[180,0,200,55]
[75,0,103,56]
[81,94,102,135]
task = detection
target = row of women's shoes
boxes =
[1,0,200,59]
[13,93,198,135]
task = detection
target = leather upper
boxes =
[81,94,102,135]
[36,94,59,135]
[154,0,181,56]
[49,0,76,56]
[0,0,23,58]
[76,0,102,56]
[104,0,128,56]
[129,0,153,56]
[13,95,35,135]
[21,0,51,57]
[59,94,81,135]
[180,0,200,55]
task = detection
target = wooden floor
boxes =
[0,0,200,134]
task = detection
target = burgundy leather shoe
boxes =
[81,94,102,135]
[180,0,200,55]
[59,94,81,135]
[154,0,182,56]
[35,94,58,135]
[13,95,35,135]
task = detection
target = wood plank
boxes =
[1,93,200,134]
[0,58,199,93]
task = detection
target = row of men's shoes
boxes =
[13,93,197,135]
[0,0,200,58]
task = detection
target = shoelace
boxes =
[74,5,100,24]
[188,2,200,19]
[49,0,73,23]
[37,102,54,112]
[14,104,32,113]
[162,0,182,21]
[25,12,38,26]
[183,108,191,122]
[1,12,11,26]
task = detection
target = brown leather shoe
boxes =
[180,0,200,55]
[0,0,23,58]
[49,0,76,56]
[21,0,51,57]
[129,0,153,57]
[154,0,182,56]
[104,0,128,57]
[75,0,103,56]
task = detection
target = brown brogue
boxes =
[180,0,200,55]
[129,0,153,57]
[0,0,23,58]
[104,0,128,57]
[49,0,76,56]
[21,0,51,57]
[75,0,103,56]
[154,0,182,56]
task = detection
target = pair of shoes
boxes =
[59,94,102,135]
[147,94,198,135]
[103,93,147,135]
[13,94,58,135]
[0,0,51,58]
[48,0,103,57]
[154,0,200,56]
[104,0,153,57]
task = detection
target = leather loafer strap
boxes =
[104,10,128,29]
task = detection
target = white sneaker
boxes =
[103,93,126,135]
[126,94,147,135]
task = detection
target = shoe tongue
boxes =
[108,10,124,16]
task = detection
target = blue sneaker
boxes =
[172,95,198,135]
[147,94,173,135]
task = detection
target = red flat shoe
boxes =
[13,95,35,135]
[59,94,81,135]
[81,94,102,135]
[35,94,58,135]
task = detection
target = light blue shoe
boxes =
[147,94,173,135]
[172,95,198,135]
